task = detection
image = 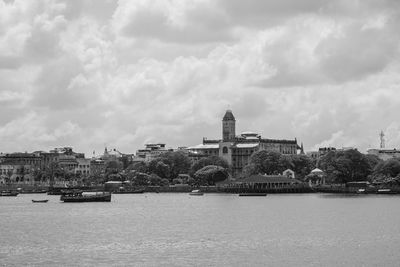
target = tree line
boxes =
[31,148,400,187]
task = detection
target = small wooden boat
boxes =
[239,193,267,197]
[32,199,49,203]
[189,190,204,196]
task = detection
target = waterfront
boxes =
[1,194,400,266]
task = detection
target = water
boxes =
[1,193,400,266]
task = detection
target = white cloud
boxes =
[0,0,400,156]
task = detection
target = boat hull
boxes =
[0,192,19,196]
[377,189,396,194]
[60,193,111,202]
[32,200,49,203]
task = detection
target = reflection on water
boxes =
[1,193,400,266]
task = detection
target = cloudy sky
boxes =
[1,0,400,156]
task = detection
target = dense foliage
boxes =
[193,165,229,185]
[123,153,230,186]
[189,156,229,176]
[244,150,314,179]
[318,149,376,183]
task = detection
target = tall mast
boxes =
[380,130,385,149]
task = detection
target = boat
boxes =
[377,189,396,194]
[32,199,49,203]
[239,193,267,197]
[356,188,366,194]
[189,190,204,196]
[112,189,145,194]
[60,190,111,202]
[0,190,19,196]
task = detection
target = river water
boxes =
[1,193,400,266]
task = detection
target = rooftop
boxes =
[222,110,235,121]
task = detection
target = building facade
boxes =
[188,110,300,176]
[136,143,173,162]
[367,148,400,161]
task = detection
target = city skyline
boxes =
[1,1,400,156]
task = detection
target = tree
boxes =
[45,162,63,186]
[189,156,229,176]
[194,165,229,186]
[247,150,291,175]
[372,158,400,178]
[286,154,315,179]
[105,160,123,176]
[318,149,372,184]
[108,173,122,182]
[126,161,149,173]
[149,173,162,186]
[133,172,150,186]
[365,154,382,170]
[148,161,170,178]
[33,169,44,183]
[148,151,191,180]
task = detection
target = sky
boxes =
[1,0,400,156]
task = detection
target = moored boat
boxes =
[0,190,19,196]
[239,193,267,197]
[32,199,49,203]
[377,189,396,194]
[189,189,204,196]
[356,188,366,194]
[60,190,111,202]
[112,189,145,194]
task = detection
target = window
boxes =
[223,147,228,154]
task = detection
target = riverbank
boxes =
[3,184,400,194]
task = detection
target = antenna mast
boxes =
[380,130,385,149]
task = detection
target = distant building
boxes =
[90,159,105,177]
[0,152,42,185]
[306,146,357,161]
[75,158,91,176]
[188,110,300,176]
[136,143,173,162]
[367,148,400,161]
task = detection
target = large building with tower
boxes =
[188,110,300,176]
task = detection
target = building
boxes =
[306,147,336,160]
[136,143,173,162]
[365,130,399,161]
[188,110,300,176]
[367,148,400,161]
[217,174,304,192]
[0,152,42,185]
[75,158,91,176]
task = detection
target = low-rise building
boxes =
[136,143,173,162]
[367,148,400,161]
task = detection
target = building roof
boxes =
[222,110,235,121]
[188,144,219,150]
[235,143,259,148]
[260,138,297,144]
[235,174,301,184]
[311,168,323,173]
